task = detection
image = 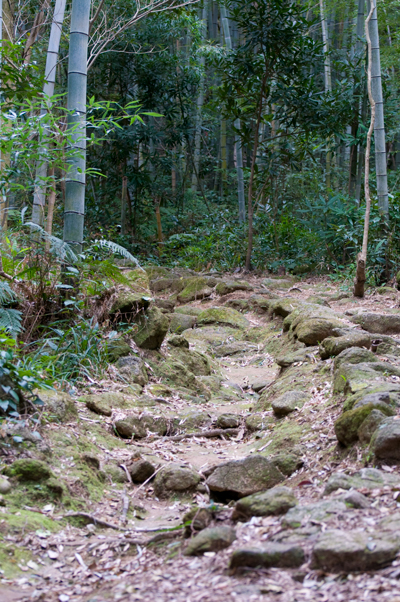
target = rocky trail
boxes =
[3,269,400,601]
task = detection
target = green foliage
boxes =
[0,282,23,336]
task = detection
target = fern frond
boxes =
[25,223,78,263]
[0,308,23,335]
[0,281,17,305]
[90,240,144,270]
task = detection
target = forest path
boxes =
[2,273,400,602]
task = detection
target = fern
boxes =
[0,308,23,335]
[0,281,17,305]
[25,222,78,263]
[90,239,144,270]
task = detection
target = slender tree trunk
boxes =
[369,0,388,217]
[45,167,56,250]
[121,176,128,236]
[191,3,207,191]
[63,0,91,253]
[0,0,14,231]
[31,0,67,227]
[320,0,334,189]
[354,1,375,298]
[221,4,245,222]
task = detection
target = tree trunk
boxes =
[121,176,128,236]
[63,0,91,253]
[45,167,56,250]
[191,3,207,192]
[320,0,334,189]
[368,0,388,217]
[31,0,67,227]
[354,1,375,298]
[221,5,245,222]
[0,0,14,232]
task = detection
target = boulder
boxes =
[153,358,208,397]
[37,390,77,422]
[168,313,197,334]
[4,459,51,482]
[167,334,189,348]
[339,490,370,509]
[114,413,168,439]
[230,543,305,570]
[184,526,236,556]
[0,477,11,494]
[311,529,399,572]
[177,277,213,303]
[334,403,395,446]
[249,294,279,312]
[206,455,285,500]
[116,355,148,386]
[216,280,253,295]
[233,486,297,521]
[276,348,318,369]
[282,500,347,529]
[212,342,246,357]
[106,337,132,362]
[351,312,400,335]
[177,409,211,430]
[251,379,269,393]
[150,277,177,292]
[324,467,400,495]
[284,305,347,345]
[133,307,169,350]
[269,298,303,318]
[270,451,303,477]
[224,298,250,312]
[358,410,388,445]
[333,361,400,395]
[83,392,138,416]
[128,457,156,483]
[110,287,151,317]
[333,346,377,371]
[153,298,175,312]
[153,464,201,498]
[271,391,308,417]
[103,463,129,483]
[263,278,295,291]
[319,331,371,359]
[305,295,330,307]
[197,307,250,329]
[174,306,203,317]
[343,386,400,413]
[183,507,212,535]
[370,419,400,462]
[215,413,241,429]
[169,347,211,376]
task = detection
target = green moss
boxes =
[177,277,212,303]
[197,307,250,329]
[334,403,394,446]
[4,459,52,482]
[0,541,34,578]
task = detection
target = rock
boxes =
[197,375,222,394]
[263,278,295,291]
[358,409,387,444]
[150,277,177,292]
[153,358,208,396]
[168,334,189,348]
[233,486,297,521]
[272,391,308,417]
[269,298,303,318]
[344,386,400,412]
[103,463,129,483]
[114,413,168,439]
[206,455,285,500]
[311,529,399,572]
[184,526,236,556]
[0,477,11,494]
[215,413,241,429]
[224,298,250,312]
[319,331,371,359]
[153,464,201,498]
[81,453,101,470]
[276,348,318,369]
[183,507,212,535]
[285,305,347,345]
[177,409,211,430]
[169,347,211,376]
[83,392,138,416]
[370,419,400,462]
[212,342,246,357]
[110,286,151,317]
[340,490,370,509]
[334,346,377,371]
[106,337,132,362]
[4,459,51,482]
[116,355,148,386]
[249,294,279,312]
[334,403,395,446]
[353,391,397,411]
[177,277,213,303]
[270,452,303,477]
[216,280,253,295]
[251,380,269,393]
[154,298,176,312]
[245,414,273,432]
[351,312,400,334]
[133,307,169,350]
[168,313,197,334]
[324,467,400,495]
[230,543,305,570]
[4,421,43,444]
[128,457,156,483]
[197,307,250,329]
[36,390,77,422]
[174,306,203,317]
[333,360,400,395]
[305,296,330,307]
[282,500,347,528]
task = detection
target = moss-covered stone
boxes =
[114,413,169,439]
[271,391,308,417]
[133,307,169,349]
[154,464,201,498]
[174,306,204,317]
[197,307,250,329]
[230,543,305,569]
[358,409,387,444]
[82,392,139,416]
[168,313,197,334]
[4,459,52,482]
[184,526,236,556]
[168,334,190,348]
[334,346,377,371]
[351,312,400,334]
[370,419,400,461]
[37,389,77,422]
[176,409,211,430]
[106,337,132,362]
[216,280,253,295]
[319,332,371,360]
[334,403,395,446]
[233,486,297,521]
[177,277,213,303]
[215,413,241,429]
[333,360,400,395]
[169,347,211,376]
[116,355,148,386]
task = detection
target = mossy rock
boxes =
[123,268,150,291]
[224,298,251,312]
[197,307,250,329]
[81,392,139,416]
[114,413,169,439]
[133,307,169,350]
[376,286,397,296]
[4,459,52,482]
[262,278,294,290]
[36,389,77,422]
[169,347,212,376]
[319,332,371,360]
[150,358,209,397]
[333,361,400,395]
[106,337,132,362]
[116,355,148,386]
[102,462,130,483]
[343,386,400,413]
[168,334,190,348]
[177,277,213,303]
[216,280,253,295]
[154,464,201,498]
[184,526,236,556]
[176,409,211,430]
[351,312,400,335]
[233,486,297,520]
[333,346,378,371]
[358,410,387,445]
[269,298,303,318]
[334,403,395,446]
[168,313,197,334]
[110,288,151,316]
[174,306,204,317]
[271,391,308,417]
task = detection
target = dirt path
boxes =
[2,273,400,601]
